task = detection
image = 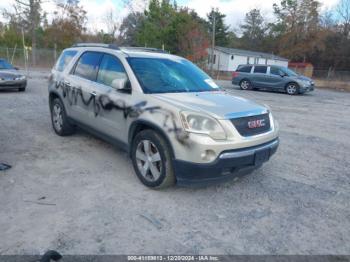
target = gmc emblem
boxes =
[248,119,266,129]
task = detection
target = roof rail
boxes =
[120,47,168,54]
[72,43,120,50]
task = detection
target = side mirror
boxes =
[111,78,131,93]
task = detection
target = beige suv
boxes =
[48,43,279,188]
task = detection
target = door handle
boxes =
[90,91,97,96]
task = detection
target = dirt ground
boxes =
[0,70,349,255]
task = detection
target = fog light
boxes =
[201,150,216,161]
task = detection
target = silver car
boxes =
[0,59,27,92]
[232,64,315,95]
[48,43,279,188]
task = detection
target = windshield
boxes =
[126,57,221,94]
[280,67,298,77]
[0,60,15,70]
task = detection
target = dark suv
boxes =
[232,65,315,95]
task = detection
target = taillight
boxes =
[232,72,239,78]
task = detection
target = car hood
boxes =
[0,70,22,79]
[151,91,268,120]
[295,75,313,82]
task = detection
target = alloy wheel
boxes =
[240,80,250,90]
[287,84,297,95]
[135,140,162,182]
[52,104,63,132]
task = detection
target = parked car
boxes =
[232,64,315,95]
[0,59,27,92]
[48,43,279,188]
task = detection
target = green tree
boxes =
[137,0,176,51]
[207,9,230,47]
[170,8,209,61]
[119,12,145,46]
[240,9,266,50]
[3,0,46,65]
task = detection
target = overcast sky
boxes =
[0,0,341,32]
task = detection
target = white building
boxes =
[207,46,289,72]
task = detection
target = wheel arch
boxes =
[49,91,62,109]
[285,81,299,89]
[128,120,175,159]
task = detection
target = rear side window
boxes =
[73,52,103,81]
[55,50,77,72]
[254,66,267,74]
[97,54,128,87]
[237,66,252,73]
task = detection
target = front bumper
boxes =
[300,84,315,93]
[0,79,27,90]
[174,138,279,186]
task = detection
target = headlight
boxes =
[180,111,227,140]
[15,76,26,80]
[298,80,310,87]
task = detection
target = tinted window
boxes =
[270,67,281,76]
[254,66,267,74]
[280,67,298,77]
[97,54,127,87]
[55,50,77,72]
[237,66,252,73]
[74,52,103,81]
[127,57,220,94]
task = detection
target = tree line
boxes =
[1,0,350,70]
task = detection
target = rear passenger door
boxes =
[66,51,103,125]
[251,66,268,88]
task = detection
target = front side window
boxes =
[280,67,298,77]
[73,52,103,81]
[55,50,77,72]
[97,54,128,87]
[127,57,220,94]
[254,66,267,74]
[270,67,281,76]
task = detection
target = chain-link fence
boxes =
[0,46,58,69]
[313,69,350,91]
[313,69,350,81]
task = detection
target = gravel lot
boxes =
[0,70,349,255]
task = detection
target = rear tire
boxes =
[50,98,75,136]
[286,83,299,95]
[131,130,175,189]
[240,79,252,90]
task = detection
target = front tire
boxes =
[131,130,175,189]
[240,79,251,90]
[286,83,299,95]
[50,98,75,136]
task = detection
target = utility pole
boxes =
[22,28,28,76]
[210,8,216,77]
